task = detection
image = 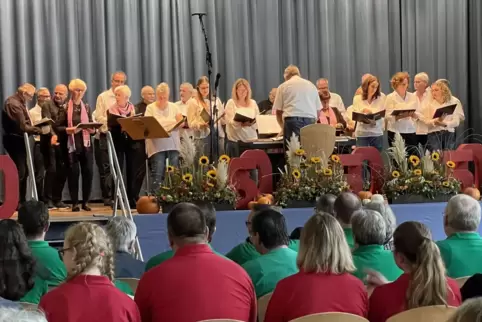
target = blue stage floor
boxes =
[134,202,481,261]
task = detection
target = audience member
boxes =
[242,208,298,298]
[265,212,368,322]
[39,223,140,322]
[448,298,482,322]
[0,220,48,304]
[0,307,47,322]
[368,221,461,322]
[437,194,482,278]
[351,209,402,282]
[315,193,336,215]
[145,201,223,271]
[17,201,67,287]
[364,200,397,248]
[289,227,302,240]
[135,203,257,322]
[105,216,144,278]
[334,192,362,248]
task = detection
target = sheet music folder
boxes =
[391,109,416,116]
[352,110,386,122]
[76,122,103,130]
[117,116,170,140]
[432,104,457,119]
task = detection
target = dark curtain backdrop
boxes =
[0,0,480,201]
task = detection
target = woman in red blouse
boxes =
[368,221,461,322]
[264,212,368,322]
[39,223,140,322]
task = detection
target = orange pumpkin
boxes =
[248,201,258,210]
[358,191,373,200]
[464,187,481,201]
[257,193,274,203]
[136,196,160,214]
[257,196,272,205]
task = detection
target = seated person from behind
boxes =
[135,203,257,322]
[105,216,144,279]
[39,223,140,322]
[226,204,299,265]
[242,208,298,298]
[437,194,482,278]
[334,192,362,249]
[351,209,402,283]
[17,200,67,287]
[145,201,223,271]
[364,199,397,249]
[315,193,336,215]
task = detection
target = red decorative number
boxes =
[0,155,19,219]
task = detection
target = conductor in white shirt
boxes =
[273,65,321,148]
[145,83,183,192]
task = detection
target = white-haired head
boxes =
[0,307,47,322]
[445,194,481,234]
[114,85,131,99]
[105,216,137,253]
[283,65,301,81]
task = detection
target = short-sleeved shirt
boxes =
[20,276,49,304]
[352,245,403,282]
[242,247,298,298]
[436,232,482,278]
[344,228,354,249]
[226,239,300,266]
[272,76,321,119]
[28,240,67,286]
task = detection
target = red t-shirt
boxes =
[368,273,462,322]
[39,275,140,322]
[135,243,257,322]
[264,271,368,322]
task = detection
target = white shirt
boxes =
[413,89,432,135]
[352,94,386,137]
[385,91,417,134]
[175,99,193,138]
[328,92,346,115]
[29,104,43,123]
[419,97,465,133]
[187,97,225,139]
[273,76,321,119]
[145,102,181,158]
[225,99,259,142]
[94,88,116,134]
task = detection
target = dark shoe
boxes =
[47,201,57,210]
[82,204,92,211]
[72,205,80,212]
[103,199,113,207]
[54,201,69,209]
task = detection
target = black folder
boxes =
[234,113,255,123]
[352,110,386,122]
[391,109,416,116]
[432,104,457,119]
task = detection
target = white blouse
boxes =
[352,94,386,137]
[413,89,432,135]
[418,96,465,133]
[145,102,181,158]
[385,91,417,134]
[187,97,225,139]
[225,99,259,142]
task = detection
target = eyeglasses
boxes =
[58,247,72,260]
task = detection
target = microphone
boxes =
[214,73,221,90]
[192,13,207,17]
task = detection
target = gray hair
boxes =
[180,82,194,91]
[105,216,137,253]
[447,298,482,322]
[352,209,387,246]
[364,201,397,244]
[445,194,481,232]
[284,65,301,79]
[0,308,47,322]
[415,72,430,84]
[111,71,127,81]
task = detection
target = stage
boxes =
[33,201,482,262]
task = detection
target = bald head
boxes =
[334,192,362,225]
[167,203,208,246]
[316,194,336,215]
[53,84,68,105]
[141,86,155,104]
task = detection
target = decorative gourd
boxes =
[136,196,160,214]
[247,201,258,210]
[257,196,273,205]
[463,187,481,201]
[358,191,373,201]
[257,193,274,204]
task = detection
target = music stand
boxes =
[117,116,170,140]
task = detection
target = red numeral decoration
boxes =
[352,147,384,194]
[457,144,482,188]
[339,154,364,193]
[444,149,475,190]
[239,150,273,194]
[0,155,19,219]
[229,157,259,209]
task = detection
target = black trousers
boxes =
[388,131,419,155]
[131,140,147,202]
[67,148,93,205]
[417,134,428,149]
[41,139,67,203]
[4,135,27,203]
[33,141,45,201]
[94,134,112,201]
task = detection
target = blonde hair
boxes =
[448,298,482,322]
[156,82,170,96]
[18,83,36,95]
[391,72,410,90]
[415,72,430,84]
[68,79,87,92]
[393,221,448,310]
[195,76,209,108]
[297,212,355,274]
[231,78,252,104]
[432,80,452,103]
[114,85,131,98]
[64,222,115,281]
[284,65,301,80]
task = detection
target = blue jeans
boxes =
[356,136,384,152]
[148,150,179,193]
[283,117,316,149]
[427,131,455,152]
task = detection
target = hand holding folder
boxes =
[352,110,385,124]
[432,104,457,119]
[66,122,102,135]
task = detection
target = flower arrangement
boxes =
[384,133,461,200]
[274,134,350,207]
[156,132,238,207]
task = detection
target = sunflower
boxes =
[443,181,450,187]
[323,168,333,176]
[166,165,175,173]
[292,169,301,179]
[219,154,231,163]
[392,170,401,178]
[446,161,456,169]
[295,149,305,156]
[413,169,422,176]
[409,155,420,166]
[331,155,341,163]
[207,170,217,179]
[182,173,193,183]
[161,186,170,190]
[310,157,321,164]
[206,182,215,188]
[199,156,209,166]
[431,152,440,161]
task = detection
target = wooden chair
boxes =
[455,276,471,288]
[300,124,336,160]
[258,292,273,322]
[19,302,38,310]
[117,278,140,293]
[386,305,457,322]
[289,312,369,322]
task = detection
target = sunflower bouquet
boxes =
[274,134,350,207]
[384,133,461,200]
[156,133,238,207]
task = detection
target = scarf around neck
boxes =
[67,100,90,153]
[318,106,337,126]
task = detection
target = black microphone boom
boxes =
[192,13,207,17]
[214,73,221,89]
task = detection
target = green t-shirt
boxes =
[242,247,299,298]
[114,280,134,296]
[352,244,403,283]
[19,276,49,304]
[437,232,482,278]
[344,228,354,249]
[28,240,67,286]
[226,239,300,266]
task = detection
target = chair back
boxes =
[386,305,457,322]
[300,124,336,160]
[258,292,273,322]
[117,277,140,293]
[455,276,471,288]
[19,302,38,310]
[289,312,369,322]
[197,320,245,322]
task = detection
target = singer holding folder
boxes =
[225,79,260,157]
